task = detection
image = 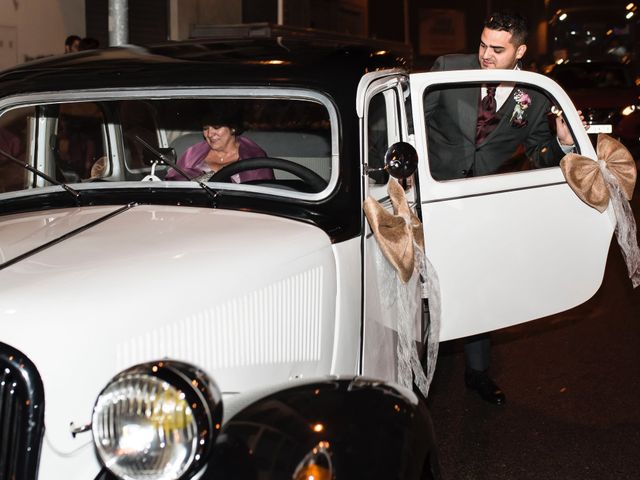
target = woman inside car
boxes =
[165,106,274,182]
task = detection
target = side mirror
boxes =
[384,142,418,179]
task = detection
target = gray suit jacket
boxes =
[425,54,564,180]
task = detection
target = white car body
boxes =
[1,205,353,475]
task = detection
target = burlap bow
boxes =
[363,179,425,283]
[560,134,636,213]
[560,133,640,287]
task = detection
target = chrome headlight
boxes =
[92,361,222,480]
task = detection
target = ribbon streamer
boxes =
[363,179,441,396]
[561,134,640,286]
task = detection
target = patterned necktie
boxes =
[476,84,500,145]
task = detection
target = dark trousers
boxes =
[464,333,491,371]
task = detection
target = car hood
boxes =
[0,205,127,264]
[0,204,337,454]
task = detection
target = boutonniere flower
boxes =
[511,89,531,128]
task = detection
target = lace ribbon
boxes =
[598,158,640,286]
[364,179,441,397]
[370,236,440,397]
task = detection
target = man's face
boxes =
[478,27,526,69]
[65,39,80,53]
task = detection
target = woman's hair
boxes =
[200,103,244,135]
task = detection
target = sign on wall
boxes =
[419,9,466,56]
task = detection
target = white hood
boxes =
[0,204,337,456]
[0,205,126,263]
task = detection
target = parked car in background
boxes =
[547,60,640,159]
[0,24,615,480]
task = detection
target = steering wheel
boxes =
[207,157,327,192]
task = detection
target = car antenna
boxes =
[134,135,220,205]
[0,147,81,204]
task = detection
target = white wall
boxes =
[0,0,85,68]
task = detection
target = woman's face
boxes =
[202,124,234,151]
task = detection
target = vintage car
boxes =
[0,25,614,480]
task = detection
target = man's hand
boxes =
[555,109,588,147]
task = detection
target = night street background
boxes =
[428,187,640,479]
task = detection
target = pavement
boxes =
[427,229,640,479]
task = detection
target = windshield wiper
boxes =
[134,136,220,206]
[0,148,81,204]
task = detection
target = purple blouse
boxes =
[165,136,274,182]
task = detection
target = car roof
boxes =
[0,24,412,102]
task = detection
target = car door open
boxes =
[410,69,615,341]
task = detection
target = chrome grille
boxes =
[0,343,44,480]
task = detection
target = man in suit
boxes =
[425,11,578,405]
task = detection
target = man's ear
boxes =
[516,44,527,61]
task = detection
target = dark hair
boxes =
[65,35,81,48]
[484,11,528,46]
[200,103,244,135]
[79,37,100,51]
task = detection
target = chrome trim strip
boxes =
[421,181,567,204]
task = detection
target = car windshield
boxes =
[0,92,336,199]
[549,63,634,89]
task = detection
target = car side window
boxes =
[367,91,391,186]
[0,106,31,193]
[120,100,159,171]
[365,83,418,200]
[53,103,107,181]
[424,82,574,181]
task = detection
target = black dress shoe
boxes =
[464,369,506,405]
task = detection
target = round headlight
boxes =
[92,361,222,480]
